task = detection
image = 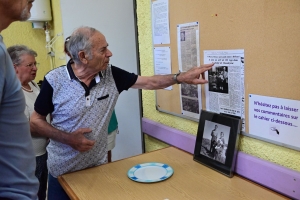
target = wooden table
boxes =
[58,147,289,200]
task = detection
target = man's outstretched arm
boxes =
[131,63,214,90]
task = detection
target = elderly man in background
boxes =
[30,26,214,199]
[8,45,50,200]
[0,0,39,199]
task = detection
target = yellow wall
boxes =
[2,22,50,81]
[2,0,299,172]
[1,0,67,82]
[50,0,67,68]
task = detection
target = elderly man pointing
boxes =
[30,26,213,200]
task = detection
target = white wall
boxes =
[59,0,143,161]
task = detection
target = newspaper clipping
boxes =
[151,0,170,44]
[204,49,245,131]
[153,47,172,90]
[177,22,201,119]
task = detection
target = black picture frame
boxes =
[193,110,242,177]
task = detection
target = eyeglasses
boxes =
[15,62,40,68]
[25,62,39,68]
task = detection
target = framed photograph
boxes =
[193,110,242,177]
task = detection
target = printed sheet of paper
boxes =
[177,22,201,119]
[153,47,172,90]
[249,94,300,149]
[204,49,245,131]
[151,0,170,44]
[177,22,200,72]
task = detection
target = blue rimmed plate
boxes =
[127,162,174,183]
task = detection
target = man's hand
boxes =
[68,128,95,152]
[177,63,214,84]
[30,111,96,152]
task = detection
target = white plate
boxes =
[127,162,174,183]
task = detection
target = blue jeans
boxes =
[48,173,70,200]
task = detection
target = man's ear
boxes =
[78,51,88,64]
[13,64,18,73]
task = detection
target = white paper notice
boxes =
[249,94,300,149]
[204,49,245,131]
[152,0,170,44]
[154,47,172,90]
[177,22,201,119]
[177,22,200,72]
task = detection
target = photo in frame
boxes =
[193,110,242,177]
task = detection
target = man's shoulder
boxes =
[46,65,67,78]
[45,66,70,88]
[48,65,66,73]
[0,41,7,63]
[0,44,5,56]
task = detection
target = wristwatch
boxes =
[173,71,181,84]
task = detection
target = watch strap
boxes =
[173,71,181,84]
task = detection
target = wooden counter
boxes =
[58,147,289,200]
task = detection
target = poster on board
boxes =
[151,0,170,44]
[204,49,245,131]
[153,47,172,90]
[249,94,300,150]
[177,22,201,119]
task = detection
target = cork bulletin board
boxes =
[153,0,300,136]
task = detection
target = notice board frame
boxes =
[151,0,300,151]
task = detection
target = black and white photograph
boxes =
[182,97,199,114]
[200,120,230,164]
[208,66,228,94]
[181,83,198,98]
[181,83,200,114]
[180,31,185,41]
[193,110,241,177]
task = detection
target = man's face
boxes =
[88,32,112,72]
[20,0,34,21]
[1,0,34,21]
